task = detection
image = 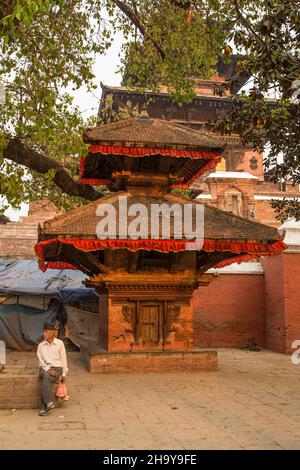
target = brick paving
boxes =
[0,349,300,450]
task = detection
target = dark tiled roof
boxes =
[39,192,281,243]
[83,117,224,152]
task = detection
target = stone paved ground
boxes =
[1,349,300,450]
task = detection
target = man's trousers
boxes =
[39,367,63,411]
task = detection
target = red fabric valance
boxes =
[88,145,220,160]
[80,155,85,176]
[214,253,261,269]
[46,261,77,271]
[80,177,112,185]
[34,243,77,272]
[80,155,221,187]
[35,238,287,272]
[171,157,221,189]
[79,156,111,185]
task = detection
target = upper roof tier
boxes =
[81,117,224,191]
[83,116,224,152]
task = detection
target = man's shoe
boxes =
[39,410,48,416]
[46,402,55,411]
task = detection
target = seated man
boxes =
[37,322,68,416]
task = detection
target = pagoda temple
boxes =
[35,117,286,372]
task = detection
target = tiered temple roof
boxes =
[36,114,286,277]
[83,117,224,149]
[81,117,223,189]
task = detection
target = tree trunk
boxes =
[3,138,102,201]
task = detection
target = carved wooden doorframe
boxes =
[136,301,164,344]
[122,299,181,345]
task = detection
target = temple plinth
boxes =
[36,117,286,372]
[80,272,219,372]
[85,271,198,353]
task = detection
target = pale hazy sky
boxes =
[72,31,123,118]
[5,32,123,221]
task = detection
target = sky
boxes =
[71,31,123,118]
[5,31,123,222]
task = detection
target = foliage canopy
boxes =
[0,1,299,220]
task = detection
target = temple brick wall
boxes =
[172,302,194,349]
[254,200,281,227]
[99,295,195,353]
[108,300,130,351]
[81,348,218,373]
[193,271,265,348]
[197,177,300,228]
[261,255,285,352]
[98,293,109,350]
[262,252,300,354]
[235,149,264,181]
[192,220,300,354]
[281,253,300,354]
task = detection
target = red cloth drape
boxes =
[79,156,111,185]
[88,145,220,160]
[80,154,221,187]
[213,254,261,269]
[35,238,287,272]
[171,157,221,189]
[80,177,112,185]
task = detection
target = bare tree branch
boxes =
[111,0,166,59]
[232,0,264,44]
[3,137,102,201]
[0,0,16,22]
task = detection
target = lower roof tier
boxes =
[35,192,286,275]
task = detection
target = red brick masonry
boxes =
[262,253,300,354]
[80,348,218,374]
[193,273,265,348]
[0,367,39,409]
[193,251,300,354]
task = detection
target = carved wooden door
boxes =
[138,302,163,343]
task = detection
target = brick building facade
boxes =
[0,200,62,259]
[100,72,300,228]
[192,220,300,354]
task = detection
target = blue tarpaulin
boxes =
[0,304,57,351]
[0,259,97,302]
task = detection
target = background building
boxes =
[100,58,300,228]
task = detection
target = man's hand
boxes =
[60,376,65,383]
[47,369,57,377]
